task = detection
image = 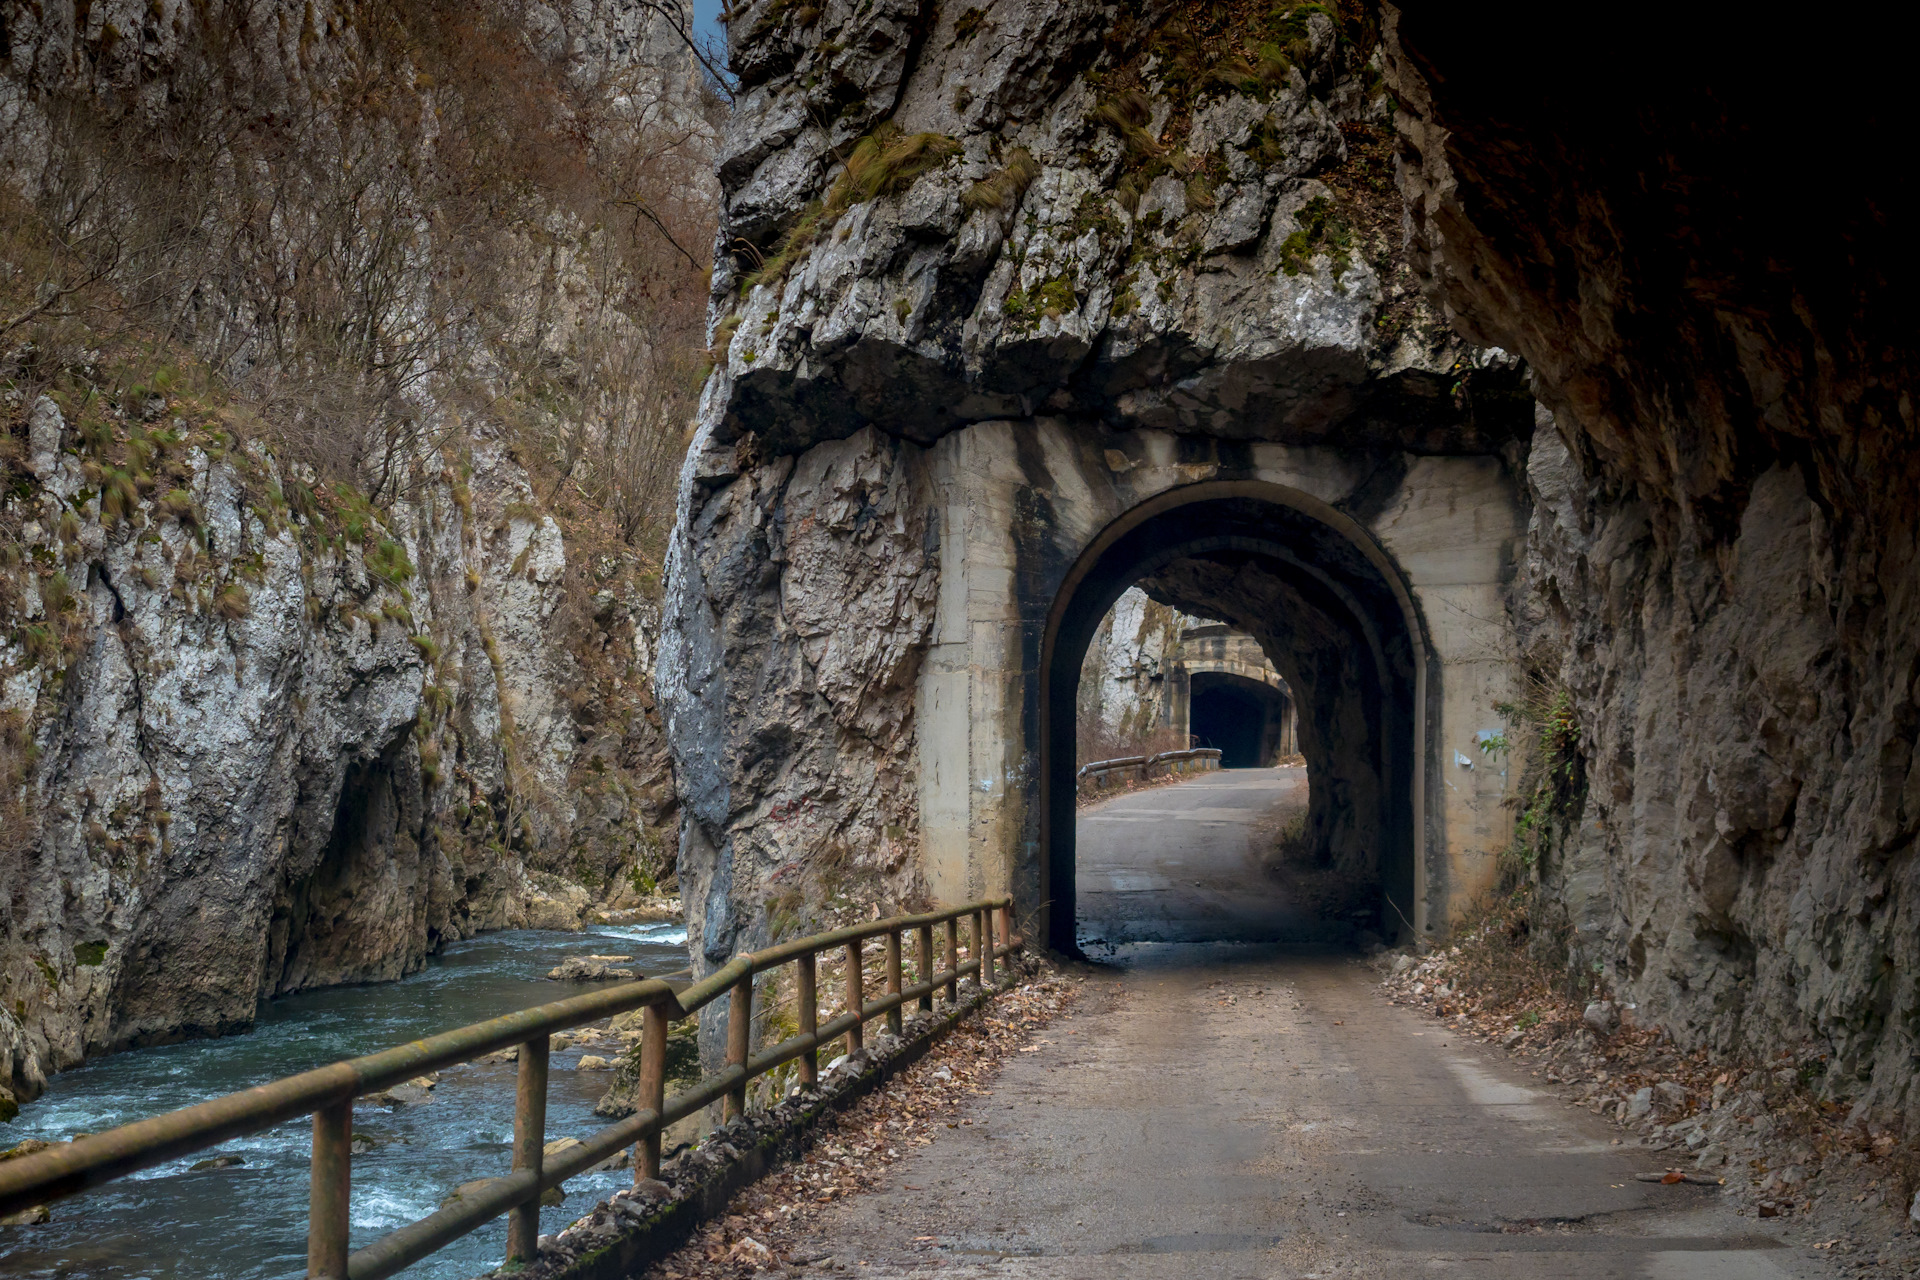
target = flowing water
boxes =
[0,923,688,1280]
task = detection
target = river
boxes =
[0,922,688,1280]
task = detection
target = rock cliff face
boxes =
[1382,7,1920,1128]
[0,397,675,1115]
[0,0,709,1115]
[1075,588,1201,757]
[663,425,939,973]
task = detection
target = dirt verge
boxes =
[1378,897,1920,1275]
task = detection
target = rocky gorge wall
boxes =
[1075,587,1202,759]
[1382,7,1920,1130]
[0,0,712,1116]
[0,394,677,1118]
[659,0,1920,1137]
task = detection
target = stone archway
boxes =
[1037,481,1430,952]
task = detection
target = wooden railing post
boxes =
[844,941,864,1055]
[997,903,1012,962]
[916,924,935,1013]
[726,975,752,1121]
[506,1034,549,1262]
[797,951,819,1087]
[308,1099,352,1279]
[885,929,904,1036]
[636,1004,667,1182]
[944,917,959,1004]
[977,909,993,988]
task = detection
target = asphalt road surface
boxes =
[777,953,1813,1279]
[1076,766,1326,951]
[766,769,1813,1278]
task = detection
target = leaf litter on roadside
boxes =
[639,973,1078,1279]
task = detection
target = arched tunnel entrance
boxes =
[1188,670,1292,768]
[1042,484,1426,955]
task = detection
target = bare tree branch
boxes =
[634,0,737,101]
[613,196,705,268]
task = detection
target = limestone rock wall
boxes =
[1075,588,1202,757]
[0,399,676,1114]
[1382,8,1920,1128]
[663,427,938,980]
[0,0,706,1115]
[704,0,1492,452]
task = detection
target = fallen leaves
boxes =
[1636,1170,1722,1187]
[1378,936,1920,1276]
[639,973,1078,1279]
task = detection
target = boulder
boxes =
[1582,1001,1620,1037]
[188,1154,245,1172]
[371,1074,438,1106]
[547,957,637,981]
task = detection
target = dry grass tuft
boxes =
[740,124,960,294]
[961,148,1040,213]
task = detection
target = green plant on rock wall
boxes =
[962,148,1040,214]
[1278,196,1354,278]
[1002,276,1078,328]
[1483,679,1585,883]
[741,124,962,293]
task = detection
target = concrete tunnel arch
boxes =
[1038,480,1433,953]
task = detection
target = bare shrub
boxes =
[0,710,37,860]
[2,0,719,534]
[1074,705,1190,766]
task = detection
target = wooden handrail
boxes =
[0,896,1021,1280]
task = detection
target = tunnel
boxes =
[1187,670,1291,768]
[1042,484,1426,954]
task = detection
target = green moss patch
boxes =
[1277,195,1354,277]
[1003,276,1078,328]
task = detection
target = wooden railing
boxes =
[0,897,1020,1279]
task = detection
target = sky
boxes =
[691,0,726,61]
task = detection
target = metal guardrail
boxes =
[0,897,1021,1279]
[1076,747,1222,789]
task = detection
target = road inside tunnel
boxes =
[1075,766,1333,954]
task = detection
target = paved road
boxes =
[779,952,1813,1278]
[1076,766,1323,951]
[769,773,1812,1278]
